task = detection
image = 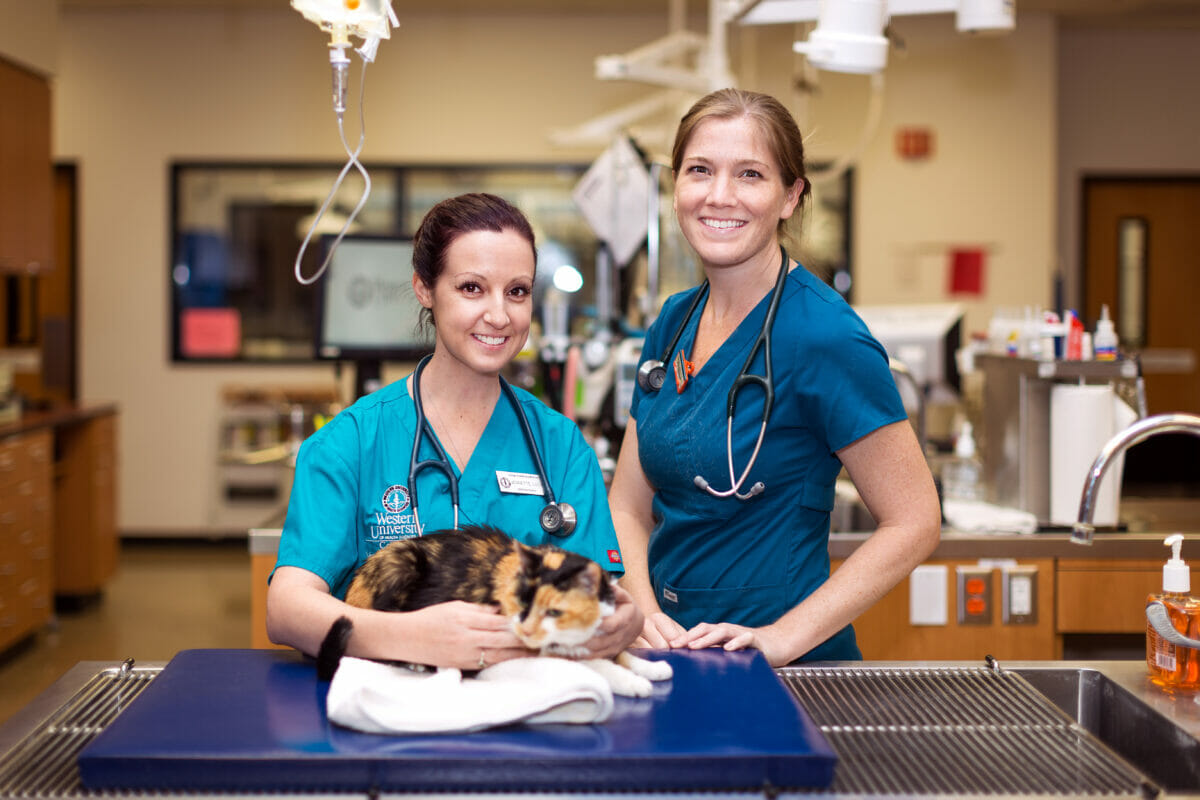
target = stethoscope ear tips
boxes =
[637,360,667,393]
[541,502,577,537]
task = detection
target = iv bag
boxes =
[291,0,396,43]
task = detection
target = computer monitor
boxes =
[853,303,964,394]
[313,234,431,397]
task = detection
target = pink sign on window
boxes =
[181,308,241,358]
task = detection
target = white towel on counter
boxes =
[942,498,1038,534]
[326,656,614,735]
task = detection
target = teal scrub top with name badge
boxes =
[630,264,906,662]
[275,376,623,599]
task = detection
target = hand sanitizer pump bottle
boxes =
[1146,534,1200,689]
[942,421,984,503]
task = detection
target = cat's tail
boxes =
[316,615,354,681]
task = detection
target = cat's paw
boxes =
[581,658,654,698]
[618,651,673,682]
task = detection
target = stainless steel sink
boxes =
[781,662,1200,797]
[1013,665,1200,793]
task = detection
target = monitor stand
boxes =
[353,359,382,399]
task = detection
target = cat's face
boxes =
[509,546,615,651]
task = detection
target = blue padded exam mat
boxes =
[77,648,835,793]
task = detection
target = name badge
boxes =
[496,471,544,496]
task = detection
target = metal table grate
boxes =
[0,661,157,798]
[778,666,1160,797]
[0,663,1168,798]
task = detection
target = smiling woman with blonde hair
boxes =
[609,89,941,665]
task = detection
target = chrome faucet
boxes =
[1072,412,1200,545]
[889,358,927,455]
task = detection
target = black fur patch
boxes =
[316,615,354,681]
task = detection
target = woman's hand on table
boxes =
[634,611,687,649]
[670,621,793,667]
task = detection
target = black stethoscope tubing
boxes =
[639,245,790,500]
[409,355,575,536]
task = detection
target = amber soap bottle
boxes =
[1146,534,1200,690]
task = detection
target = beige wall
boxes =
[1056,26,1200,310]
[0,0,58,76]
[54,7,1060,534]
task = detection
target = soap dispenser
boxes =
[1146,534,1200,689]
[942,421,984,502]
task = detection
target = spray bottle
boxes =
[1146,534,1200,689]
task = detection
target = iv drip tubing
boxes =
[295,57,373,286]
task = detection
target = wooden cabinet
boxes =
[0,56,53,274]
[53,413,118,595]
[842,557,1060,661]
[1057,558,1195,633]
[0,429,54,651]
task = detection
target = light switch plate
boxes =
[1003,566,1038,625]
[909,564,948,626]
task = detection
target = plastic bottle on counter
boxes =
[1146,534,1200,689]
[941,421,984,503]
[1094,304,1119,361]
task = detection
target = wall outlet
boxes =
[956,566,993,625]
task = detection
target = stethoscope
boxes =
[409,355,577,537]
[636,245,789,501]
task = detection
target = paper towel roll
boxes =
[1049,384,1135,527]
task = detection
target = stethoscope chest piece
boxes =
[636,359,668,393]
[540,502,577,537]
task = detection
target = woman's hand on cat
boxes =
[583,584,644,658]
[408,601,533,670]
[669,622,792,667]
[635,611,687,650]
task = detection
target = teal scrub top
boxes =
[630,264,906,662]
[275,375,623,599]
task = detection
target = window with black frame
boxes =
[168,161,852,365]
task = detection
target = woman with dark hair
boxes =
[610,90,940,665]
[268,193,642,670]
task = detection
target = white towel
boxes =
[942,498,1039,534]
[326,656,614,735]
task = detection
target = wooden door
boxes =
[1083,178,1200,488]
[1084,178,1200,414]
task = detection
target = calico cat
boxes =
[316,524,672,697]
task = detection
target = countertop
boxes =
[248,526,1199,560]
[0,403,118,439]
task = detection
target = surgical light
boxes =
[743,0,1016,75]
[792,0,889,75]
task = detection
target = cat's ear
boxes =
[515,540,541,577]
[575,561,603,594]
[595,564,615,604]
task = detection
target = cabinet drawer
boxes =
[1056,559,1195,633]
[0,430,53,489]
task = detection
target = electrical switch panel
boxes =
[1002,565,1038,625]
[956,566,993,625]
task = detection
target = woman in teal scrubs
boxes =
[609,90,941,665]
[268,193,642,671]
